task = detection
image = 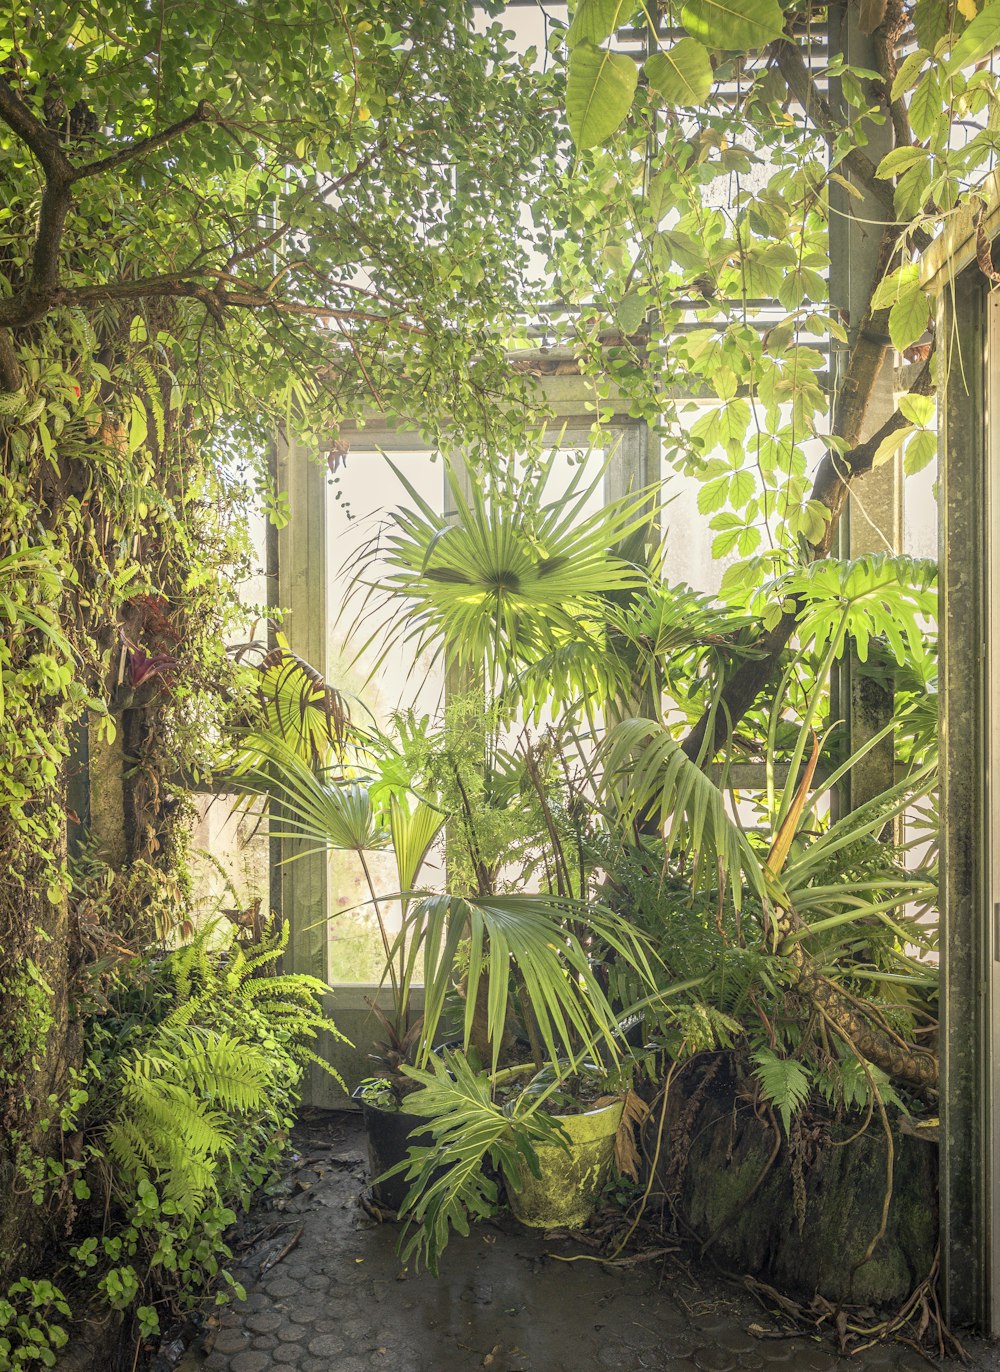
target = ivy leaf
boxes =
[644,40,713,107]
[566,42,639,148]
[697,474,730,514]
[915,0,950,48]
[730,468,756,509]
[128,397,148,453]
[567,0,631,50]
[889,287,931,352]
[949,3,1000,69]
[680,0,784,51]
[871,262,918,311]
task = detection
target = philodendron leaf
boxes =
[567,42,639,148]
[680,0,784,51]
[645,39,713,107]
[567,0,631,49]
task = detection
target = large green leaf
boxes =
[234,732,383,855]
[395,892,661,1072]
[255,635,350,763]
[567,0,631,49]
[598,717,764,908]
[389,795,444,894]
[390,1052,567,1274]
[644,40,713,107]
[680,0,784,51]
[949,2,1000,70]
[566,42,639,149]
[347,450,651,688]
[889,286,931,352]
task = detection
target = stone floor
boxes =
[177,1113,998,1372]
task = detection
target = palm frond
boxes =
[235,732,384,856]
[343,452,654,684]
[598,717,763,908]
[256,634,351,762]
[395,892,660,1073]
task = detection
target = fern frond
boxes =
[752,1047,811,1135]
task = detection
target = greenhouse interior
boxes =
[4,1,1000,1368]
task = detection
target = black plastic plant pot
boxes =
[352,1085,435,1212]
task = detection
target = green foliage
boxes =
[348,451,651,692]
[0,0,554,455]
[598,717,763,906]
[752,1048,811,1136]
[254,635,350,764]
[0,921,344,1363]
[390,1051,568,1275]
[0,1279,71,1370]
[399,889,658,1074]
[543,0,1000,624]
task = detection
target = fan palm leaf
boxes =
[256,634,351,762]
[234,731,384,856]
[394,891,660,1073]
[598,717,763,908]
[343,452,654,687]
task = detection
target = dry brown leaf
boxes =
[614,1089,651,1182]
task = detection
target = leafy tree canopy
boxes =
[0,1,551,457]
[543,0,997,753]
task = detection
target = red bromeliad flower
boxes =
[125,643,178,688]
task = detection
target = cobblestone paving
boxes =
[178,1114,999,1372]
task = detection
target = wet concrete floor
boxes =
[178,1113,998,1372]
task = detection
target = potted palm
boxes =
[234,453,677,1213]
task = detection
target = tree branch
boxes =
[0,77,73,180]
[69,101,219,182]
[0,328,21,392]
[34,274,427,333]
[773,40,894,215]
[0,76,75,318]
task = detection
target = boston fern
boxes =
[100,919,346,1215]
[76,919,347,1337]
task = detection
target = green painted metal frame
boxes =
[938,263,991,1331]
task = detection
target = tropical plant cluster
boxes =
[243,452,940,1276]
[0,0,554,1362]
[1,0,997,1358]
